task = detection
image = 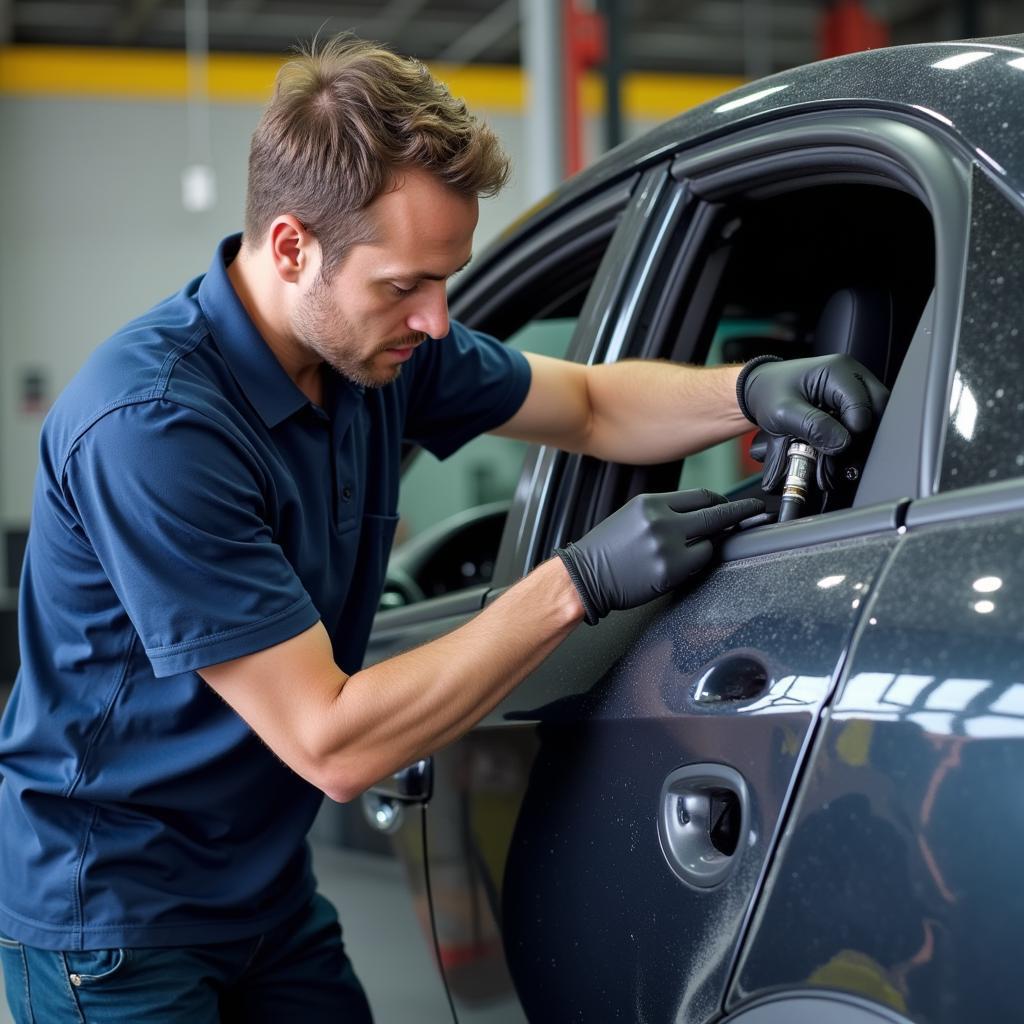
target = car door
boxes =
[727,167,1024,1024]
[409,111,971,1024]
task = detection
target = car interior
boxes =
[611,181,937,523]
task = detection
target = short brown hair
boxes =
[244,33,510,274]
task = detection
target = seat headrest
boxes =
[812,285,894,385]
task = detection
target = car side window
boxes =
[383,317,585,609]
[383,187,630,608]
[398,319,575,541]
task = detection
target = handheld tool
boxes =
[777,441,818,522]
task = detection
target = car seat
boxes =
[810,284,895,387]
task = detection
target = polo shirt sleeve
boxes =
[403,321,532,460]
[61,399,320,678]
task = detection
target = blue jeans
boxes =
[0,892,373,1023]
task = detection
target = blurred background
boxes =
[0,0,1017,684]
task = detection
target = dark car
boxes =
[358,34,1024,1024]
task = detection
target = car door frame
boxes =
[559,110,976,1010]
[548,111,972,553]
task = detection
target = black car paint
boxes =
[495,531,897,1022]
[478,36,1024,267]
[365,34,1024,1024]
[938,170,1024,490]
[734,485,1024,1022]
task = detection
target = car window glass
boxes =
[397,318,575,540]
[383,183,628,607]
[381,318,579,609]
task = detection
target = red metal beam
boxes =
[563,0,607,176]
[820,0,889,58]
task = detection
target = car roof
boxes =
[494,34,1024,253]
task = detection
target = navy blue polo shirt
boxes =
[0,234,530,951]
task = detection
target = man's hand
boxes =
[738,354,890,493]
[555,489,764,624]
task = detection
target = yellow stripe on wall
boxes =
[0,46,281,101]
[622,71,746,119]
[0,45,743,120]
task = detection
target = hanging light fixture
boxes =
[181,0,216,212]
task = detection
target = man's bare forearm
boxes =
[321,558,584,800]
[582,360,751,464]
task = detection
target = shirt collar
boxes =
[198,234,313,429]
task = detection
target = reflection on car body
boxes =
[363,33,1024,1024]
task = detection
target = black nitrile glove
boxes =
[555,489,764,624]
[738,353,889,493]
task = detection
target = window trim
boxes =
[504,164,699,576]
[487,165,687,584]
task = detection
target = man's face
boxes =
[292,170,478,388]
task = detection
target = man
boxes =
[0,34,887,1023]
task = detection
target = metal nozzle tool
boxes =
[777,441,818,522]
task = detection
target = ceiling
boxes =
[3,0,1018,77]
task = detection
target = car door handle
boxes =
[693,655,769,704]
[361,758,433,834]
[658,763,750,888]
[367,758,433,802]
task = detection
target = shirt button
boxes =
[342,484,353,502]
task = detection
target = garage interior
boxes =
[0,3,1019,1022]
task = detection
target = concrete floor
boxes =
[0,842,455,1024]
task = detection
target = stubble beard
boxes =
[292,277,421,390]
